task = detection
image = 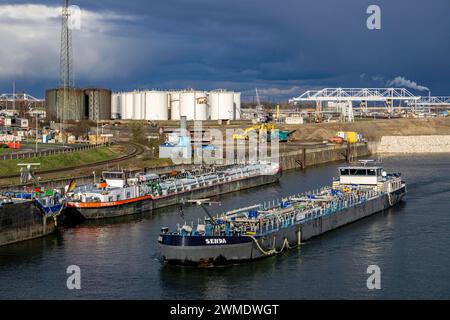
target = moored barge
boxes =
[158,161,406,266]
[0,190,64,246]
[65,161,281,220]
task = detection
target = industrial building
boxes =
[112,89,241,121]
[45,88,111,121]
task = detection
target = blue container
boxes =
[248,210,258,219]
[280,201,290,208]
[15,193,32,199]
[205,224,213,236]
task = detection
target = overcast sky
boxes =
[0,0,449,100]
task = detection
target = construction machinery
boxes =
[328,136,344,144]
[232,123,296,143]
[274,130,296,142]
[232,123,275,140]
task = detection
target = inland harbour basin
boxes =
[0,154,449,299]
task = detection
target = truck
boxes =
[330,131,364,144]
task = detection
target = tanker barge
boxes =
[0,191,64,246]
[65,161,281,220]
[158,161,406,266]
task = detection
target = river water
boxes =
[1,154,449,299]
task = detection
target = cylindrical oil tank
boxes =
[120,94,127,119]
[133,91,143,120]
[233,92,241,120]
[179,91,208,120]
[111,93,120,119]
[209,91,234,120]
[145,91,169,120]
[45,88,85,121]
[170,92,181,120]
[84,88,112,121]
[179,91,196,120]
[45,88,59,120]
[194,92,209,120]
[141,92,147,120]
[123,92,134,120]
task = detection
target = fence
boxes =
[0,162,237,192]
[0,144,103,161]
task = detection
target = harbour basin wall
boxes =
[368,135,450,154]
[0,202,56,246]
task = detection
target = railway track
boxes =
[0,142,146,180]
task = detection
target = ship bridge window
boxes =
[340,169,350,175]
[103,172,124,180]
[349,169,369,176]
[367,169,377,176]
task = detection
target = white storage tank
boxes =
[119,94,127,119]
[209,91,234,120]
[195,92,208,120]
[123,92,134,119]
[179,91,209,120]
[170,92,181,120]
[141,92,146,120]
[111,94,121,119]
[145,91,169,120]
[133,91,144,120]
[179,91,196,120]
[233,92,241,120]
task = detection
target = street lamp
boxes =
[35,113,39,153]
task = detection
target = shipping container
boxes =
[346,131,358,143]
[337,131,346,139]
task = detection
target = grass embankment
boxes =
[0,145,126,177]
[0,148,15,154]
[119,154,173,171]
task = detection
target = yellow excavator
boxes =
[232,123,275,140]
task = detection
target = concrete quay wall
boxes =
[368,135,450,154]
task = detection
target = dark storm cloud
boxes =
[0,0,449,99]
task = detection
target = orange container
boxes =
[7,142,21,149]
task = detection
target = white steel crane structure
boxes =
[410,96,450,114]
[413,96,450,107]
[0,93,44,111]
[289,88,421,121]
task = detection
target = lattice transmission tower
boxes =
[58,0,74,138]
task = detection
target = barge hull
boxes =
[0,201,56,247]
[64,197,153,220]
[300,186,405,241]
